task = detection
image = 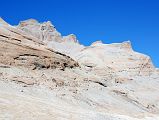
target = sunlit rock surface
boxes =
[0,18,159,120]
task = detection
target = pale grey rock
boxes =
[63,34,79,43]
[0,18,159,120]
[75,41,155,77]
[17,19,62,42]
[91,40,103,46]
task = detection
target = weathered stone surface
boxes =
[79,41,154,77]
[0,18,159,120]
[17,19,62,42]
[62,34,79,43]
[0,21,78,70]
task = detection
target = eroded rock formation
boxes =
[0,18,159,120]
[0,20,78,70]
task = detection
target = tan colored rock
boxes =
[63,34,79,43]
[0,22,78,70]
[75,41,155,76]
[17,19,62,42]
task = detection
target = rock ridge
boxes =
[0,18,158,120]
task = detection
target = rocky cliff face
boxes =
[0,18,159,120]
[0,19,78,70]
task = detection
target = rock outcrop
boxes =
[0,18,159,120]
[0,20,78,70]
[62,34,79,43]
[17,19,62,42]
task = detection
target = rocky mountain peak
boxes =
[17,19,81,44]
[62,34,79,43]
[17,19,62,42]
[121,40,132,50]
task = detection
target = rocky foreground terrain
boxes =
[0,18,159,120]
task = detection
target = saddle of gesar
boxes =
[0,17,159,120]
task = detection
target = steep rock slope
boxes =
[0,18,159,120]
[0,20,78,70]
[17,19,155,76]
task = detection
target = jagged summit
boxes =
[0,18,132,48]
[0,17,157,75]
[17,19,62,42]
[17,19,80,44]
[63,34,79,43]
[0,18,159,120]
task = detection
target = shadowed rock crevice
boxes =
[93,81,107,87]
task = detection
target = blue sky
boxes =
[0,0,159,67]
